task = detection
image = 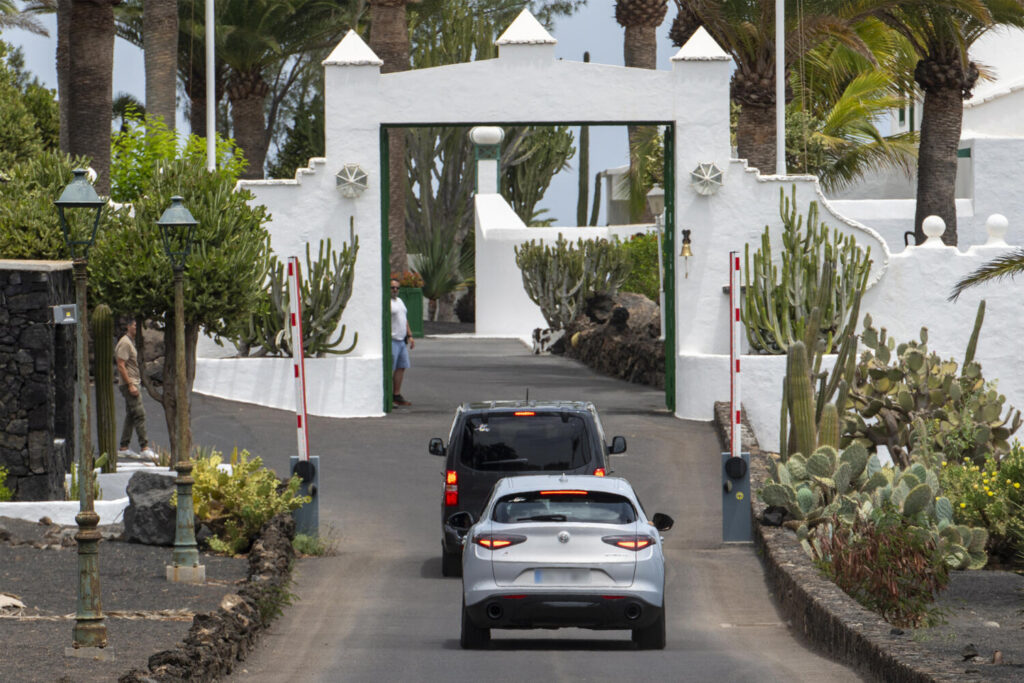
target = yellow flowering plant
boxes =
[940,443,1024,565]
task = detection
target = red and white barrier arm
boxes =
[287,257,310,461]
[729,251,742,458]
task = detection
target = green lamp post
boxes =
[55,168,111,656]
[157,196,205,583]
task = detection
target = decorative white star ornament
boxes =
[336,164,369,198]
[690,162,723,196]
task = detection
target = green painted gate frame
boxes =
[380,121,677,413]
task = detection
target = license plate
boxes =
[533,568,591,585]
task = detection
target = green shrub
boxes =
[618,232,659,303]
[293,532,337,557]
[186,448,310,555]
[813,507,950,628]
[940,444,1024,565]
[0,466,12,501]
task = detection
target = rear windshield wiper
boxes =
[514,514,568,522]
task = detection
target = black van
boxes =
[428,400,627,576]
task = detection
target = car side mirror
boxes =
[428,437,446,456]
[651,513,673,532]
[445,511,474,537]
[608,436,627,455]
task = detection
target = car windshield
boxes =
[459,413,592,472]
[492,490,637,524]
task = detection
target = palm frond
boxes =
[949,249,1024,300]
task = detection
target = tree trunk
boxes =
[370,0,411,274]
[159,320,198,458]
[624,24,658,223]
[57,0,71,154]
[68,0,117,194]
[143,0,178,129]
[228,70,270,179]
[913,85,963,245]
[736,101,776,175]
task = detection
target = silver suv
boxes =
[452,474,673,649]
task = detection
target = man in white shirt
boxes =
[390,279,415,406]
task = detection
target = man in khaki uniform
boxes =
[115,320,155,458]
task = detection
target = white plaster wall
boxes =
[474,194,658,341]
[193,357,383,418]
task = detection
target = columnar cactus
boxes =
[91,303,116,472]
[514,235,631,331]
[742,185,872,354]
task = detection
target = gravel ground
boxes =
[909,569,1024,681]
[0,517,248,683]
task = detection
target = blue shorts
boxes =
[392,339,410,370]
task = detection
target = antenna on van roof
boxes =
[525,387,529,402]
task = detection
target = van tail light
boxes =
[444,470,458,506]
[473,534,527,549]
[593,468,606,477]
[602,535,655,551]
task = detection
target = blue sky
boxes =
[3,0,681,225]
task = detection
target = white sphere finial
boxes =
[469,126,504,146]
[922,215,945,245]
[985,213,1008,246]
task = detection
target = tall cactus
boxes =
[576,52,590,227]
[743,185,872,354]
[787,341,817,460]
[91,304,116,472]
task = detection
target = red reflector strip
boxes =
[602,596,625,600]
[502,595,526,600]
[538,490,588,495]
[444,491,458,506]
[513,411,535,416]
[593,468,606,477]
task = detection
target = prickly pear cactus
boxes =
[846,301,1021,468]
[91,304,116,472]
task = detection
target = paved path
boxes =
[175,337,863,682]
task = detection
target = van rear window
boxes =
[459,414,592,472]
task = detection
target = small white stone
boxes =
[983,620,1000,628]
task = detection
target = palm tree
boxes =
[679,1,876,174]
[616,0,667,221]
[143,0,178,129]
[869,1,1024,246]
[787,19,918,192]
[67,0,118,194]
[370,0,414,274]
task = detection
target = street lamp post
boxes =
[157,196,205,583]
[646,184,666,341]
[55,169,112,657]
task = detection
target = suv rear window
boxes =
[459,414,592,472]
[492,490,637,524]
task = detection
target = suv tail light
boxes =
[473,534,527,549]
[602,535,655,551]
[593,468,606,477]
[445,470,458,506]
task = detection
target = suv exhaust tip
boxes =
[486,602,504,620]
[624,603,643,621]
